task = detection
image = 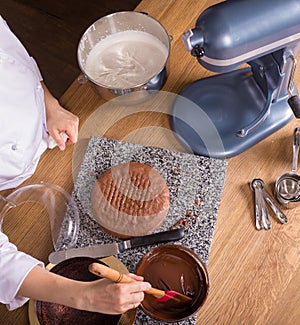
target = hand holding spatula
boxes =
[89,263,192,303]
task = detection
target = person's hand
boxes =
[46,103,79,150]
[19,266,151,315]
[78,274,151,314]
[42,82,79,150]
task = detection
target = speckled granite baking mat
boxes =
[71,136,227,325]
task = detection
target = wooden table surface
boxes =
[1,0,300,324]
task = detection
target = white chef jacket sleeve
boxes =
[0,15,52,191]
[29,56,43,82]
[0,231,44,310]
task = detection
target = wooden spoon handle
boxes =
[89,262,134,283]
[89,263,165,298]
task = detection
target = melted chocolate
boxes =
[136,245,209,322]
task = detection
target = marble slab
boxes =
[70,136,227,325]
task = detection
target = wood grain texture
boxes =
[1,0,300,324]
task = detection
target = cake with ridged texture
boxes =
[91,162,170,238]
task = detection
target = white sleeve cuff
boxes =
[0,233,44,310]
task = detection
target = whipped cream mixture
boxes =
[85,30,168,88]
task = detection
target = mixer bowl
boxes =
[77,11,170,101]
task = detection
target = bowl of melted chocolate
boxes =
[36,257,136,325]
[136,244,209,322]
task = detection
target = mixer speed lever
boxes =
[287,56,300,118]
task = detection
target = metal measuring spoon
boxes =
[251,178,288,230]
[275,127,300,204]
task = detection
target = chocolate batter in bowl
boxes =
[135,244,209,322]
[35,257,136,325]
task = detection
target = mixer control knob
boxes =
[191,46,204,58]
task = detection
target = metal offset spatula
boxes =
[49,228,184,264]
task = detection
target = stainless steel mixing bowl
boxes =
[77,11,171,101]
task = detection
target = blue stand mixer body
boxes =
[171,0,300,158]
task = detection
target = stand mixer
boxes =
[171,0,300,158]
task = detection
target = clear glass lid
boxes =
[0,182,79,250]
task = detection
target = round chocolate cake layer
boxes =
[91,162,170,238]
[36,257,122,325]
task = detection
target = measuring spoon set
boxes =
[250,127,300,230]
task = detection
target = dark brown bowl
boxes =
[36,257,135,325]
[135,244,209,322]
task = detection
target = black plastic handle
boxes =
[288,95,300,118]
[128,228,185,248]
